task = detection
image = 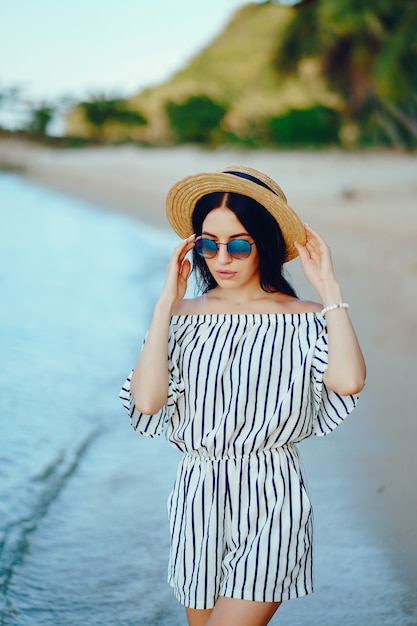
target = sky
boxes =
[0,0,272,104]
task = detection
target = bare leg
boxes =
[208,597,281,626]
[185,598,281,626]
[185,607,213,626]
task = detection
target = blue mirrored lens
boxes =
[195,239,253,259]
[195,239,218,258]
[227,240,252,258]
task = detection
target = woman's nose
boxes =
[217,244,232,264]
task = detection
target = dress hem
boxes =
[170,583,314,610]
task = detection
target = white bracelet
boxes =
[321,302,349,316]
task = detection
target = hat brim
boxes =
[166,171,306,262]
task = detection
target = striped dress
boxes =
[119,313,359,609]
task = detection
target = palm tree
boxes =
[78,95,147,141]
[272,0,417,147]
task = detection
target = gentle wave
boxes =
[0,428,99,605]
[0,173,184,625]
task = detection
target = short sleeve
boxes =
[118,328,185,437]
[310,326,359,436]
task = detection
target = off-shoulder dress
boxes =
[120,313,359,609]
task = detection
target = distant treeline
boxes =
[2,1,416,149]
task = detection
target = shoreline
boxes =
[2,139,416,235]
[2,138,417,593]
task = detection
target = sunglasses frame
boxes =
[194,237,255,260]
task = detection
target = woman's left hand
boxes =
[296,224,366,395]
[295,224,336,294]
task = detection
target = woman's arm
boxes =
[295,225,366,395]
[130,234,195,414]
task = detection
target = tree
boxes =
[272,0,417,147]
[78,96,147,139]
[165,94,228,144]
[27,105,54,136]
[265,106,341,146]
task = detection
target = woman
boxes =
[120,166,366,626]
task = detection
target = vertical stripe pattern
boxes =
[119,313,359,608]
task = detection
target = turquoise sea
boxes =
[0,172,415,625]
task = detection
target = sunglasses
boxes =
[195,237,254,260]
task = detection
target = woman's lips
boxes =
[216,270,237,279]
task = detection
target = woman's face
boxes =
[200,206,260,289]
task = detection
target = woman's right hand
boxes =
[132,235,195,413]
[160,234,196,308]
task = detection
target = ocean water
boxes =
[0,173,415,625]
[0,173,184,625]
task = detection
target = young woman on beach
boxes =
[120,166,366,626]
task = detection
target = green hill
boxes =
[67,1,417,148]
[130,2,338,142]
[67,2,338,144]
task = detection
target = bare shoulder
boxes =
[266,293,322,314]
[287,299,322,314]
[172,294,322,315]
[172,296,205,315]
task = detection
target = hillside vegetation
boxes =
[67,3,337,145]
[66,1,417,149]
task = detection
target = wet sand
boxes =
[2,139,417,613]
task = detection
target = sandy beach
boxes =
[2,138,417,596]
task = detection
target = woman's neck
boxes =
[206,285,268,307]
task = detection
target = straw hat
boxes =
[166,165,306,262]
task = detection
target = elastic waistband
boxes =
[184,446,291,462]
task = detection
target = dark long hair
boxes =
[191,191,297,297]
